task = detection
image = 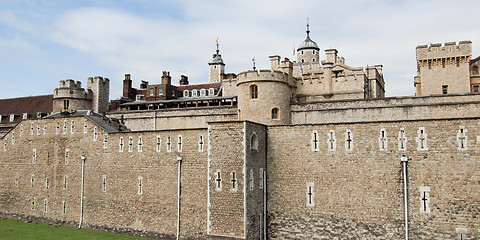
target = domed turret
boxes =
[297,19,320,64]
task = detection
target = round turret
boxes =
[237,70,292,125]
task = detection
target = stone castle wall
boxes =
[266,119,480,239]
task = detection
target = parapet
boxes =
[416,41,472,60]
[237,69,290,84]
[54,79,91,100]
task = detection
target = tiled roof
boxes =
[0,95,53,115]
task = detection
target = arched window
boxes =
[250,133,258,151]
[183,90,189,97]
[473,66,479,75]
[250,85,258,99]
[271,108,279,120]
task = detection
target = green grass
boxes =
[0,218,156,240]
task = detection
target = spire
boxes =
[306,17,310,38]
[209,37,225,65]
[216,36,220,54]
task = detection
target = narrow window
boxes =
[32,149,36,164]
[327,130,336,151]
[457,126,468,150]
[177,135,182,152]
[271,108,279,120]
[345,130,353,151]
[156,136,161,152]
[30,122,34,135]
[250,85,258,99]
[31,174,35,187]
[398,128,407,151]
[183,90,189,97]
[192,89,198,97]
[442,85,448,94]
[474,85,479,92]
[65,148,69,165]
[198,135,204,152]
[83,120,88,133]
[251,133,259,151]
[379,128,388,151]
[64,175,67,189]
[119,137,124,152]
[44,199,48,212]
[23,113,28,120]
[416,127,428,151]
[70,120,74,134]
[428,61,432,69]
[36,122,40,135]
[56,122,60,134]
[102,175,107,192]
[20,124,23,137]
[442,59,445,68]
[215,170,222,191]
[11,132,15,145]
[166,136,172,152]
[200,89,206,96]
[138,136,143,152]
[103,135,108,149]
[45,177,49,190]
[209,88,215,96]
[159,88,164,96]
[306,182,314,207]
[15,173,19,187]
[62,201,66,215]
[31,197,35,210]
[43,122,47,135]
[230,171,237,192]
[419,186,431,214]
[473,66,479,75]
[311,130,319,152]
[3,140,6,152]
[93,127,98,141]
[456,58,460,67]
[149,88,154,96]
[128,136,133,152]
[63,120,67,134]
[249,169,254,191]
[138,176,143,195]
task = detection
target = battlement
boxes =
[416,41,472,60]
[58,79,82,89]
[237,69,289,84]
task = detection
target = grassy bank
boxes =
[0,218,156,240]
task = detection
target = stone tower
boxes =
[209,40,225,83]
[237,66,294,125]
[87,76,110,114]
[297,20,320,64]
[414,41,472,96]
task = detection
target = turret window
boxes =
[250,85,258,99]
[271,108,279,120]
[473,66,479,75]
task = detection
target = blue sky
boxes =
[1,0,480,99]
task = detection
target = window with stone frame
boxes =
[103,135,108,149]
[379,128,388,151]
[166,136,172,152]
[64,175,67,189]
[20,124,23,137]
[70,120,74,134]
[473,66,478,75]
[442,85,448,94]
[30,122,34,135]
[32,149,36,164]
[45,177,49,190]
[456,228,467,240]
[327,130,336,151]
[419,186,431,214]
[3,139,6,152]
[271,108,279,120]
[56,122,60,134]
[250,85,258,99]
[156,136,161,152]
[65,148,69,165]
[62,201,66,215]
[250,133,259,151]
[311,130,319,152]
[416,127,428,151]
[259,168,264,189]
[249,169,254,191]
[138,176,143,195]
[15,173,19,187]
[209,88,215,96]
[119,137,124,152]
[63,120,67,134]
[177,135,182,152]
[198,135,204,152]
[31,174,35,188]
[36,122,40,135]
[183,90,189,97]
[215,170,222,191]
[306,182,314,207]
[398,128,407,151]
[128,136,133,152]
[345,129,353,151]
[44,198,48,212]
[11,132,15,145]
[83,120,88,133]
[93,127,98,141]
[138,136,143,152]
[457,126,468,150]
[31,197,35,210]
[43,122,47,135]
[230,171,238,192]
[102,175,107,192]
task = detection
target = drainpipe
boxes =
[176,155,183,240]
[401,155,409,240]
[78,155,86,229]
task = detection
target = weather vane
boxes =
[252,57,256,70]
